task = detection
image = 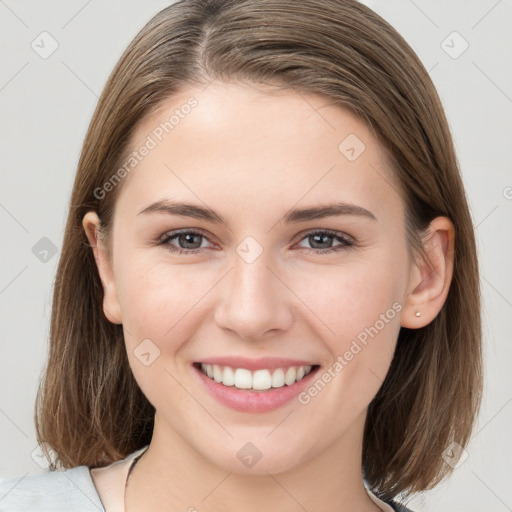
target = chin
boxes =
[199,434,313,476]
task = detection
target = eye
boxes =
[157,228,355,255]
[294,229,355,253]
[158,229,213,254]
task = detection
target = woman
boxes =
[0,0,482,511]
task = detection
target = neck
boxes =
[125,411,380,512]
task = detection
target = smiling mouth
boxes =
[193,362,320,391]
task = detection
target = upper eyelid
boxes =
[159,227,211,242]
[296,228,352,240]
[160,228,354,247]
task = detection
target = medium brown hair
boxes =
[35,0,483,500]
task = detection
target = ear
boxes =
[82,211,122,324]
[401,216,455,328]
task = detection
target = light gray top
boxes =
[0,445,401,511]
[0,463,105,512]
[0,446,149,512]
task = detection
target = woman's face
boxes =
[94,82,417,474]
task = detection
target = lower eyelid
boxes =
[162,232,211,249]
[295,232,353,247]
[158,230,354,252]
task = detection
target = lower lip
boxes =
[192,364,320,413]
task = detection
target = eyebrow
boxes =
[137,199,377,224]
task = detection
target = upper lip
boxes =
[195,356,318,371]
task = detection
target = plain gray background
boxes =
[1,1,511,510]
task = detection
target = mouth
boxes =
[192,362,321,392]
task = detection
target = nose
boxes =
[214,251,294,341]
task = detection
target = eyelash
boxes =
[156,228,355,255]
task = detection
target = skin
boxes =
[83,82,455,512]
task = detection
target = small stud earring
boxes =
[415,311,421,317]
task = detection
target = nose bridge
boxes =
[214,243,293,339]
[231,248,275,302]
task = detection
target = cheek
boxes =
[115,244,406,351]
[298,259,403,343]
[293,255,405,409]
[115,259,219,409]
[115,256,219,348]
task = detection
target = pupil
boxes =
[181,233,201,249]
[311,234,331,249]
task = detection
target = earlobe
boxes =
[82,211,123,324]
[401,216,455,328]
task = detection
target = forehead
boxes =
[115,81,403,224]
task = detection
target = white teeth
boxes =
[284,367,296,386]
[234,368,252,389]
[222,366,235,386]
[199,363,314,390]
[252,369,272,390]
[271,368,285,388]
[213,364,223,383]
